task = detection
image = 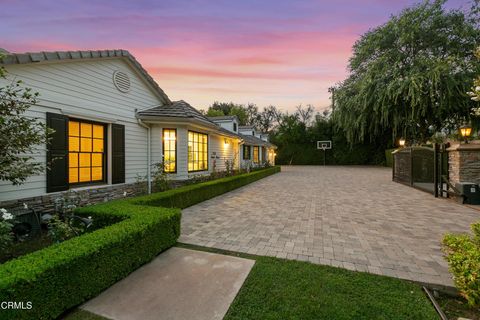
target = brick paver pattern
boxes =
[180,166,480,287]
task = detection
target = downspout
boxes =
[136,115,152,194]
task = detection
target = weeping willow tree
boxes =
[333,0,480,144]
[469,47,480,106]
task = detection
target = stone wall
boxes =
[0,182,147,214]
[448,144,480,186]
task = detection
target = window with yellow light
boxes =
[68,120,105,184]
[188,131,208,172]
[253,146,259,163]
[163,129,176,173]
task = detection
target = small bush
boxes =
[385,148,396,167]
[443,222,480,307]
[0,166,280,319]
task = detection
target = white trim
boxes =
[62,111,119,123]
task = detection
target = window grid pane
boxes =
[253,146,259,163]
[188,131,208,172]
[163,129,176,173]
[69,119,105,184]
[243,145,251,160]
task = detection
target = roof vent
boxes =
[113,70,131,93]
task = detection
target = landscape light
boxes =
[459,123,472,143]
[398,138,406,147]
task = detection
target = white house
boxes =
[206,117,277,169]
[0,49,269,206]
[238,126,277,169]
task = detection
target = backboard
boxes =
[317,140,332,150]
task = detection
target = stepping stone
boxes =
[81,247,254,320]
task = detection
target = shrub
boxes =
[0,201,181,320]
[134,166,281,209]
[443,222,480,307]
[0,208,14,251]
[0,166,280,319]
[385,148,396,167]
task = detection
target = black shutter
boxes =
[46,112,69,193]
[112,124,125,184]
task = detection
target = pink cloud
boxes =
[149,66,340,81]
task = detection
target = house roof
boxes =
[217,127,242,139]
[137,100,211,122]
[207,115,238,121]
[241,134,276,148]
[0,49,170,103]
[239,125,255,130]
[137,100,241,139]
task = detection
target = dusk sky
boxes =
[0,0,472,112]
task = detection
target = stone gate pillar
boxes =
[447,143,480,185]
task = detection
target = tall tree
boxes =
[0,56,52,185]
[295,104,315,126]
[333,0,480,144]
[468,46,480,112]
[258,105,281,133]
[206,101,249,124]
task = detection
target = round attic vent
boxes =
[113,70,131,93]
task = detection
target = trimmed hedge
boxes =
[134,166,281,209]
[0,166,280,320]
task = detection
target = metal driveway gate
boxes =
[392,144,448,197]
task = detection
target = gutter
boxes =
[136,115,152,194]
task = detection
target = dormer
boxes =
[260,133,269,142]
[207,115,239,133]
[238,125,255,136]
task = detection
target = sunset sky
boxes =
[0,0,471,112]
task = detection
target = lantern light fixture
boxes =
[459,123,473,144]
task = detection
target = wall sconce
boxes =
[398,138,406,147]
[459,123,472,144]
[224,138,229,148]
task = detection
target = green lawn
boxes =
[62,309,109,320]
[224,256,438,320]
[175,244,438,320]
[65,244,440,320]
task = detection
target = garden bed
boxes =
[0,166,280,320]
[436,292,480,320]
[0,230,52,264]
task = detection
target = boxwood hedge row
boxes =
[0,166,280,319]
[134,166,281,209]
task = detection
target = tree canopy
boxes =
[333,0,480,144]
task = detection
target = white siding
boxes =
[0,58,167,201]
[150,124,241,180]
[239,128,256,136]
[151,125,189,180]
[209,134,240,172]
[214,119,238,134]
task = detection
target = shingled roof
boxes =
[241,134,276,148]
[137,101,243,139]
[0,49,170,103]
[137,100,213,123]
[207,115,239,121]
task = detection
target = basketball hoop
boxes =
[317,141,332,150]
[316,141,332,166]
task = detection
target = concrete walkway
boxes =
[81,247,254,320]
[180,166,480,287]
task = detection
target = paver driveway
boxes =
[180,166,480,287]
